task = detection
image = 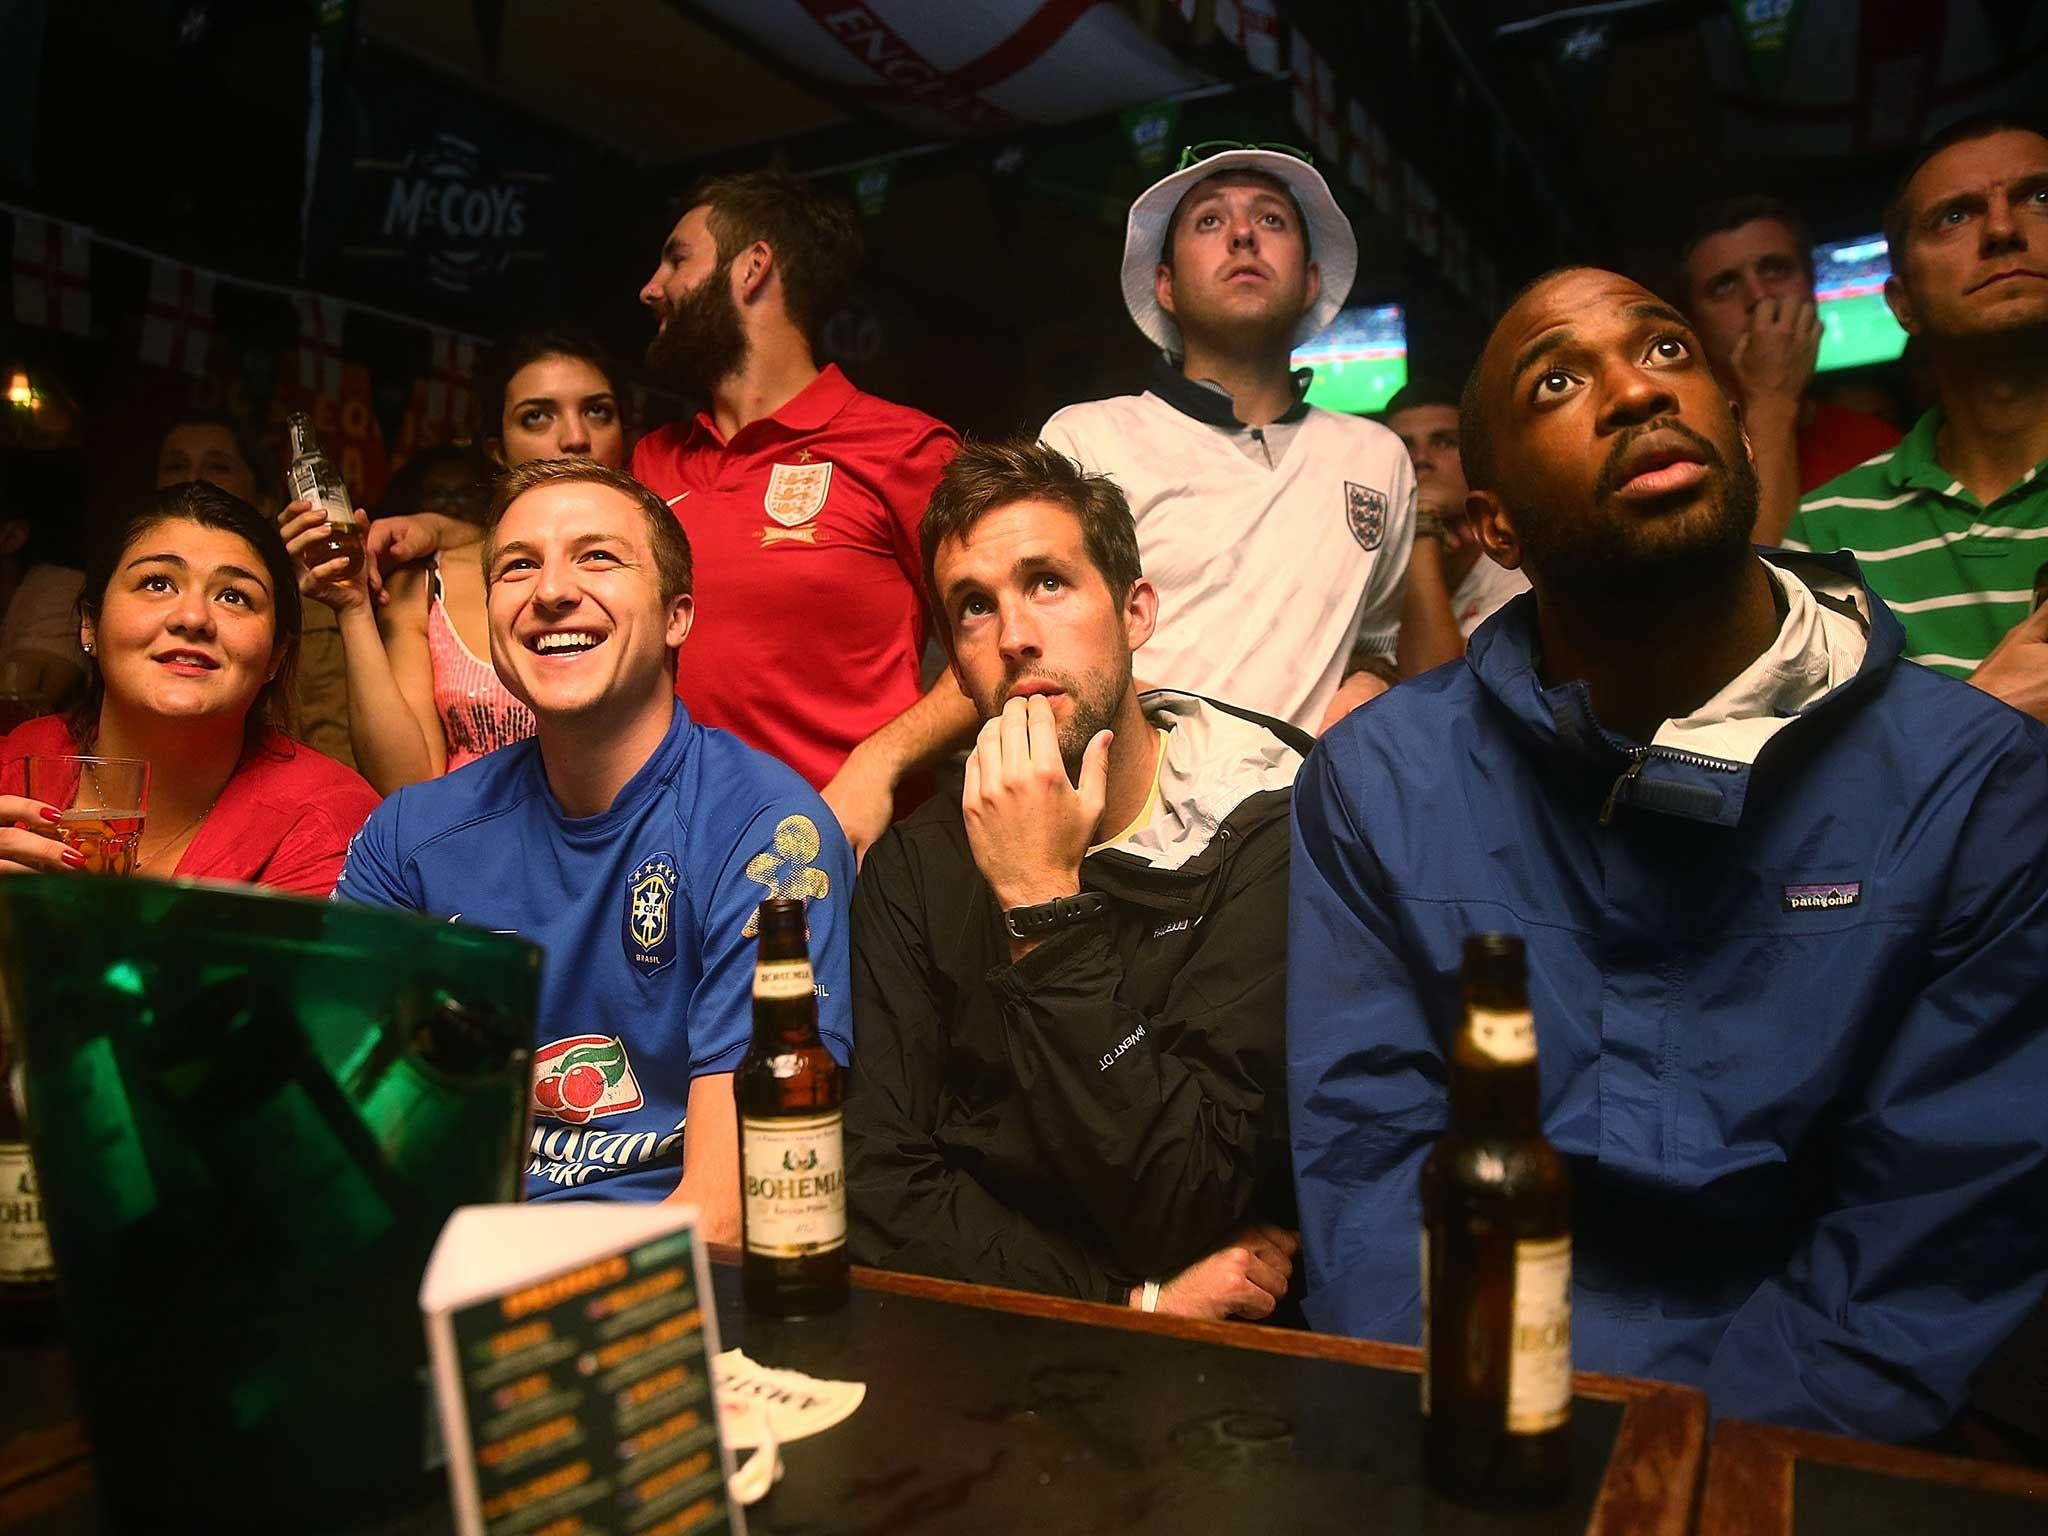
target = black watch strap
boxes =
[1003,891,1106,940]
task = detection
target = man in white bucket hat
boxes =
[1043,143,1450,735]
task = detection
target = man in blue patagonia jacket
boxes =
[337,457,853,1227]
[1287,265,2048,1442]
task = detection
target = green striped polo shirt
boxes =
[1783,408,2048,677]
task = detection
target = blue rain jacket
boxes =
[1288,550,2048,1442]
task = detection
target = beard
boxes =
[1515,418,1760,595]
[644,270,749,396]
[978,655,1131,780]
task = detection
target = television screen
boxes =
[1294,303,1408,415]
[1813,235,1908,373]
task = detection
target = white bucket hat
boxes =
[1121,146,1357,357]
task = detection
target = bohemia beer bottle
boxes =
[737,898,848,1317]
[1,1018,57,1339]
[284,411,365,584]
[1420,933,1572,1503]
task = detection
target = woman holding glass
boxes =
[284,330,628,794]
[0,480,380,894]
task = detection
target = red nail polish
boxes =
[39,806,62,823]
[61,850,87,869]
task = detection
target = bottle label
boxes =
[753,960,815,1001]
[1418,1228,1432,1416]
[1,1139,54,1285]
[1470,1006,1536,1065]
[1507,1235,1572,1433]
[741,1112,845,1259]
[287,462,355,529]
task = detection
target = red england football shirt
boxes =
[631,365,958,789]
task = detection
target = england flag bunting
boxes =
[293,292,347,398]
[1345,102,1396,218]
[11,214,91,335]
[1403,163,1441,259]
[1289,32,1341,161]
[1217,0,1284,76]
[138,259,217,377]
[424,330,475,437]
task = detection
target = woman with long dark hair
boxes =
[0,480,379,892]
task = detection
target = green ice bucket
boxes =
[0,876,539,1531]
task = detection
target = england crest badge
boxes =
[764,460,832,524]
[625,852,679,976]
[1345,482,1387,551]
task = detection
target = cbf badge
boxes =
[762,460,833,546]
[1345,481,1387,551]
[626,852,679,975]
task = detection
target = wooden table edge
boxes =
[1698,1417,2048,1536]
[842,1260,1709,1536]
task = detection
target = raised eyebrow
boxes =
[511,395,557,411]
[1625,299,1696,335]
[123,551,188,572]
[217,562,270,587]
[1509,326,1577,385]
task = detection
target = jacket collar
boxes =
[1148,358,1313,430]
[1463,549,1903,828]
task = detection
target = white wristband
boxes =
[1139,1280,1161,1313]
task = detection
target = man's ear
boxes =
[1469,488,1522,572]
[1301,258,1322,320]
[1884,272,1919,337]
[665,592,696,651]
[1122,576,1158,656]
[736,242,773,307]
[1154,262,1177,320]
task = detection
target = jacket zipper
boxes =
[1598,745,1742,825]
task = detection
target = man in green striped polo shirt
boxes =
[1785,114,2048,720]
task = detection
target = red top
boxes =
[631,365,958,789]
[1797,401,1903,493]
[2,715,382,898]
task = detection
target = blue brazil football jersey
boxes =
[335,702,853,1202]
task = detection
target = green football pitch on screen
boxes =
[1302,355,1409,415]
[1816,290,1908,373]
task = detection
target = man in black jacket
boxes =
[846,437,1306,1321]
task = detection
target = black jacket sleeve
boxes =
[990,811,1290,1278]
[845,827,1122,1301]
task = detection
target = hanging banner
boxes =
[1121,98,1183,174]
[1727,0,1810,90]
[1288,32,1341,161]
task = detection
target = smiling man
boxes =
[1042,146,1444,735]
[845,438,1308,1321]
[1287,266,2048,1440]
[336,457,853,1220]
[1786,115,2048,721]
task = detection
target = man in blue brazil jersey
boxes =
[336,457,853,1226]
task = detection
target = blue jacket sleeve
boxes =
[1706,739,2048,1440]
[329,796,420,910]
[1287,739,1449,1341]
[689,801,856,1079]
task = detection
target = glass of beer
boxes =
[25,755,149,876]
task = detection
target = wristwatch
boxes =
[1002,891,1106,940]
[1414,511,1449,543]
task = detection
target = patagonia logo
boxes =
[1783,881,1862,912]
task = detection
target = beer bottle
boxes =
[737,898,848,1317]
[284,411,365,584]
[1,1016,57,1336]
[1420,933,1572,1503]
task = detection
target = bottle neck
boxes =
[287,421,313,459]
[1446,1004,1542,1135]
[751,950,820,1049]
